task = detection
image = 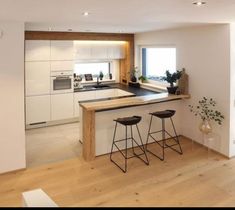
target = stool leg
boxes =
[124,125,128,173]
[136,124,149,165]
[170,117,183,155]
[162,119,165,161]
[110,121,118,161]
[146,115,153,150]
[131,125,135,154]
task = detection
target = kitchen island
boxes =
[79,86,190,161]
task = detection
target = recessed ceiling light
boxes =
[193,1,206,6]
[83,12,89,16]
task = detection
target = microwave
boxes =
[51,71,74,94]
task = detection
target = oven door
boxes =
[51,75,73,94]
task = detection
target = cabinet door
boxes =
[25,61,51,96]
[51,41,74,61]
[51,61,74,72]
[51,93,74,121]
[74,43,92,60]
[25,40,51,61]
[26,95,51,125]
[74,91,96,117]
[91,45,107,59]
[95,89,116,99]
[107,44,126,59]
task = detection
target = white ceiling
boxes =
[1,0,235,33]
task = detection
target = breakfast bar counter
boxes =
[80,92,190,161]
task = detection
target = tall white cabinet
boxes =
[25,41,51,125]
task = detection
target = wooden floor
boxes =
[0,137,234,207]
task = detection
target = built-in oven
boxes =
[51,71,74,94]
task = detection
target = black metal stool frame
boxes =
[146,114,183,161]
[110,121,149,173]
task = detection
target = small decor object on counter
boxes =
[99,71,104,80]
[130,66,139,83]
[161,69,182,94]
[189,97,224,134]
[85,74,93,81]
[176,68,189,95]
[109,73,112,80]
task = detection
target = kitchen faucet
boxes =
[97,76,101,86]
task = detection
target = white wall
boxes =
[135,24,231,157]
[0,21,26,173]
[230,23,235,157]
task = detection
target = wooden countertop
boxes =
[80,93,190,112]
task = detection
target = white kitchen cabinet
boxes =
[51,93,74,121]
[25,61,51,96]
[50,61,74,72]
[107,44,126,59]
[91,45,107,59]
[25,40,51,61]
[51,41,74,61]
[26,95,51,125]
[74,91,96,117]
[74,43,92,60]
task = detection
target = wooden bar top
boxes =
[80,93,190,112]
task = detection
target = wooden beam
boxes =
[82,109,95,161]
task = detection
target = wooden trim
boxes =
[82,109,95,161]
[25,31,134,85]
[25,31,134,41]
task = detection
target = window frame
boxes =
[139,45,177,87]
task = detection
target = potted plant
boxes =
[161,70,182,94]
[189,97,224,134]
[99,71,104,80]
[138,75,147,83]
[130,67,139,83]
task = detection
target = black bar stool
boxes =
[110,116,149,173]
[146,110,183,161]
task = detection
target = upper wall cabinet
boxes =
[74,42,126,60]
[25,40,51,61]
[106,44,126,59]
[50,41,74,61]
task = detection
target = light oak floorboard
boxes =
[0,137,233,207]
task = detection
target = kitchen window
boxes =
[141,47,176,85]
[74,62,111,78]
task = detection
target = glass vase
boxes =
[199,119,212,134]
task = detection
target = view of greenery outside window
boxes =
[141,47,176,84]
[74,62,111,78]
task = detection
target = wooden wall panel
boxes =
[25,31,134,85]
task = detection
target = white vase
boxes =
[199,119,212,134]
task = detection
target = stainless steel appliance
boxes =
[51,71,73,94]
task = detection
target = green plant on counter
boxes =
[99,71,104,80]
[189,97,224,125]
[138,75,147,83]
[161,70,182,87]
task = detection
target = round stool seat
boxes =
[151,110,176,119]
[115,116,142,126]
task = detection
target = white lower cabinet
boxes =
[74,91,96,117]
[51,93,74,121]
[26,95,51,125]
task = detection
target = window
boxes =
[142,47,176,83]
[74,62,110,77]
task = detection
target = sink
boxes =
[92,84,110,89]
